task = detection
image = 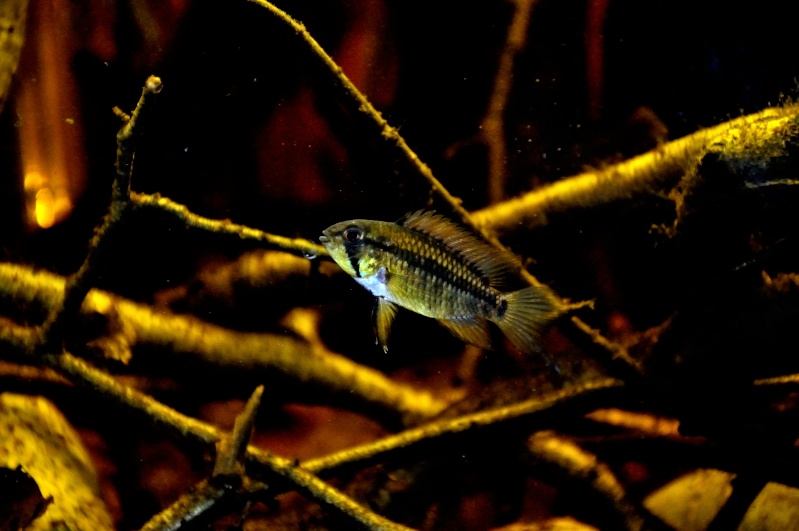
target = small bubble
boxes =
[303,250,317,259]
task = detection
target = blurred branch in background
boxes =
[480,0,537,204]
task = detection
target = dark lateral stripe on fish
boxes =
[363,235,500,309]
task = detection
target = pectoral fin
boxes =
[373,297,399,353]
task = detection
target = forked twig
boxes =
[40,77,163,349]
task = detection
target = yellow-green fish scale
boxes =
[364,222,501,320]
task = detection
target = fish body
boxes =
[320,211,555,354]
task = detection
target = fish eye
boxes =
[343,227,363,243]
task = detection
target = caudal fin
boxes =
[495,286,557,354]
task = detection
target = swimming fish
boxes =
[319,210,554,354]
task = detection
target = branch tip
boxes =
[213,385,265,480]
[145,75,163,94]
[112,106,130,123]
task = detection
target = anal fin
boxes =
[438,316,491,350]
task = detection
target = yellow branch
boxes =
[48,352,414,531]
[0,262,447,425]
[473,105,799,233]
[131,192,328,259]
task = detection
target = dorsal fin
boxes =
[398,210,520,288]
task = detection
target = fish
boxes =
[319,210,555,354]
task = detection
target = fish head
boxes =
[319,220,369,277]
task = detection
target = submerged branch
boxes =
[753,373,799,386]
[527,430,649,531]
[138,479,231,531]
[142,388,270,531]
[40,76,163,346]
[138,476,270,531]
[0,263,448,425]
[131,192,328,260]
[570,316,642,374]
[2,309,414,528]
[213,385,264,481]
[301,377,624,476]
[482,0,537,203]
[472,104,799,233]
[45,351,413,531]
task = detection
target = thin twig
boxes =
[138,479,230,531]
[115,76,163,194]
[570,316,642,373]
[301,377,624,476]
[481,0,537,203]
[214,385,264,480]
[131,192,328,259]
[40,76,163,347]
[137,476,269,531]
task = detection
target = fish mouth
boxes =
[319,234,330,244]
